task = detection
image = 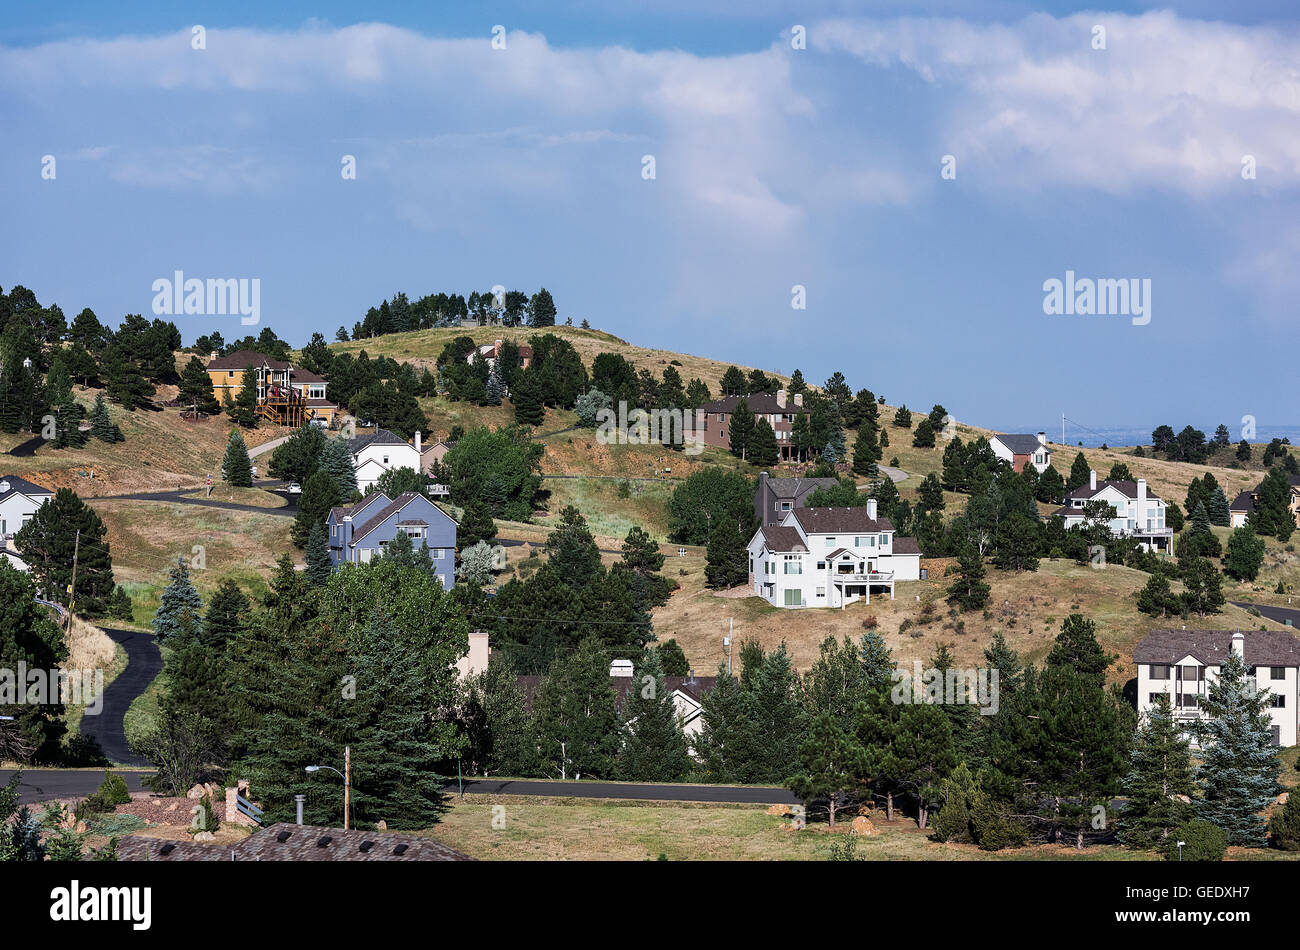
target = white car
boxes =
[286,482,302,494]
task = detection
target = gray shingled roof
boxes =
[893,537,922,555]
[352,492,423,543]
[0,475,54,504]
[1064,479,1162,502]
[762,476,838,498]
[992,434,1048,455]
[697,393,806,415]
[1230,490,1256,513]
[1134,628,1300,667]
[759,525,806,551]
[118,823,472,862]
[347,429,410,452]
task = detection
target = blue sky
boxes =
[2,2,1297,435]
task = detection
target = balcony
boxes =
[832,571,894,584]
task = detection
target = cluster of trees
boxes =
[664,469,757,589]
[458,507,674,674]
[343,287,560,341]
[0,285,186,441]
[134,553,468,828]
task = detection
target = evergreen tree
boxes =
[457,502,498,547]
[750,417,779,466]
[202,578,249,649]
[1207,486,1231,526]
[991,512,1041,572]
[728,398,756,460]
[931,760,978,843]
[1224,525,1266,581]
[704,517,748,590]
[292,470,340,548]
[892,702,958,828]
[225,365,259,427]
[946,544,990,611]
[152,557,202,644]
[1268,791,1300,850]
[527,287,557,327]
[655,639,689,676]
[983,631,1024,698]
[1179,554,1225,617]
[1067,452,1091,491]
[457,657,537,777]
[305,522,333,586]
[852,423,881,477]
[221,430,253,487]
[912,417,936,448]
[177,356,221,414]
[1136,573,1181,618]
[268,423,326,485]
[735,644,804,783]
[535,639,620,779]
[692,666,746,781]
[892,405,912,429]
[1036,464,1065,504]
[545,506,604,592]
[317,437,359,499]
[0,562,68,762]
[788,712,867,827]
[14,489,115,613]
[511,369,545,427]
[89,393,124,442]
[107,585,135,622]
[1196,650,1281,847]
[1121,696,1195,849]
[619,648,692,782]
[719,366,747,396]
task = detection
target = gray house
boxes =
[326,491,457,589]
[754,471,839,526]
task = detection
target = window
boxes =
[816,587,825,597]
[825,537,835,548]
[783,555,802,575]
[1150,664,1170,680]
[430,548,443,560]
[1148,693,1166,705]
[784,589,801,607]
[382,455,390,465]
[1271,666,1286,680]
[1270,694,1286,708]
[1178,665,1202,682]
[780,502,792,511]
[816,561,826,570]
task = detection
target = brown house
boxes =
[697,390,807,459]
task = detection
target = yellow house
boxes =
[206,350,340,427]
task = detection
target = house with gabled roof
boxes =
[206,350,340,426]
[745,499,922,609]
[989,432,1052,473]
[347,429,423,492]
[697,389,808,460]
[326,490,456,589]
[1230,474,1300,529]
[1134,628,1300,746]
[0,475,54,543]
[1052,469,1172,552]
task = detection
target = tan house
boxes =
[420,439,457,474]
[206,350,340,426]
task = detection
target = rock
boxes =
[166,801,180,812]
[1278,792,1290,806]
[376,820,387,831]
[186,784,205,800]
[850,815,877,837]
[74,821,88,834]
[193,831,215,842]
[1169,794,1192,804]
[766,804,793,817]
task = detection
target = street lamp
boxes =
[1176,840,1185,861]
[304,745,351,830]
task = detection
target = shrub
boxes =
[190,793,220,835]
[1268,795,1300,851]
[1163,820,1227,861]
[76,771,132,817]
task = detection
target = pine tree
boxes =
[292,470,340,548]
[692,666,745,781]
[705,517,748,590]
[1136,573,1181,618]
[534,639,620,779]
[457,502,498,547]
[1036,464,1065,503]
[317,437,359,500]
[107,585,135,622]
[1121,696,1195,849]
[788,712,867,827]
[1224,526,1266,581]
[0,562,68,762]
[912,417,936,448]
[89,393,124,443]
[991,512,1041,572]
[852,423,881,477]
[221,430,253,486]
[1207,486,1231,526]
[202,578,249,649]
[1179,554,1225,617]
[177,356,221,414]
[1196,651,1282,847]
[736,644,804,784]
[946,544,990,611]
[931,761,978,843]
[225,365,259,427]
[1067,452,1091,491]
[1268,792,1300,850]
[305,522,333,586]
[750,417,779,466]
[14,489,115,614]
[728,398,756,460]
[511,369,545,427]
[152,557,203,645]
[545,506,603,592]
[619,648,692,782]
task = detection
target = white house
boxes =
[746,500,922,609]
[989,432,1053,474]
[346,429,424,492]
[0,475,54,543]
[1134,628,1300,747]
[608,660,716,742]
[1053,470,1172,552]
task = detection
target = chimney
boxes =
[294,794,306,825]
[1089,469,1097,491]
[1037,431,1047,446]
[210,351,218,361]
[610,659,634,678]
[414,431,422,455]
[867,498,878,520]
[793,392,803,408]
[776,389,787,409]
[1137,478,1147,507]
[1231,631,1245,659]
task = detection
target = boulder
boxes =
[186,784,205,800]
[766,803,793,817]
[376,820,387,831]
[193,831,215,843]
[850,815,877,837]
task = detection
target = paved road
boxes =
[80,627,163,767]
[101,487,299,517]
[5,434,46,457]
[1232,601,1300,626]
[0,768,152,805]
[0,769,796,806]
[451,777,798,804]
[880,464,908,483]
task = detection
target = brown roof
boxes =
[791,507,895,534]
[305,398,338,408]
[1134,628,1300,668]
[1064,479,1162,502]
[698,393,807,415]
[893,537,922,555]
[207,349,290,370]
[760,525,806,551]
[1230,491,1256,513]
[118,823,472,862]
[329,491,390,523]
[290,368,325,383]
[353,492,422,542]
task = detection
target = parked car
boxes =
[286,482,302,494]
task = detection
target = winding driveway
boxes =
[79,627,163,767]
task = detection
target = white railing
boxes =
[832,571,894,583]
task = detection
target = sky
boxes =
[1,1,1297,437]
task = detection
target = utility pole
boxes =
[66,528,81,628]
[343,744,351,831]
[1061,412,1065,447]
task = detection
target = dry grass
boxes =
[652,555,1292,680]
[181,485,286,508]
[64,615,118,673]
